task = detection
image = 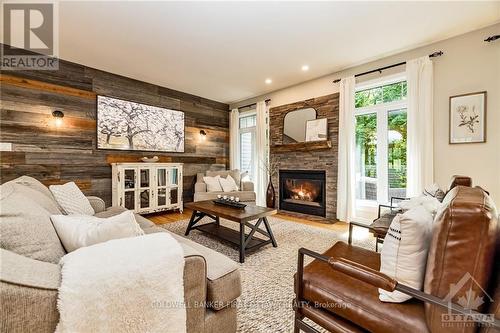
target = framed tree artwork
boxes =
[96,95,185,152]
[449,91,487,144]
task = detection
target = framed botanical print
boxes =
[449,91,487,144]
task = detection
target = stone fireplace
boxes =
[269,93,339,221]
[279,170,326,217]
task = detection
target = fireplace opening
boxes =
[279,170,326,217]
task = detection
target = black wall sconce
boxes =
[199,129,207,141]
[52,110,64,127]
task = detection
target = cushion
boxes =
[206,170,241,188]
[49,182,95,215]
[423,183,445,202]
[379,205,434,302]
[0,182,66,263]
[219,175,239,192]
[398,195,440,214]
[94,206,155,229]
[300,242,429,333]
[51,211,144,252]
[203,175,223,192]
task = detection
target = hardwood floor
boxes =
[145,208,349,233]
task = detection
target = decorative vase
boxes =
[266,177,275,208]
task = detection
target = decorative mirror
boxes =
[283,108,317,143]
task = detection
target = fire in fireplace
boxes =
[279,170,326,217]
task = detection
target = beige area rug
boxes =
[160,216,375,333]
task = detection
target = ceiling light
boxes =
[301,65,309,71]
[265,78,272,84]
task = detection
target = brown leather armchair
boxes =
[348,175,474,252]
[294,185,499,333]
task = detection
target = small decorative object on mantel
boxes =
[141,156,159,163]
[213,196,247,209]
[449,91,487,144]
[305,118,328,142]
[262,159,279,208]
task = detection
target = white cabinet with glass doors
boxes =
[111,163,183,214]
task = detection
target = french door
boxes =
[355,102,407,207]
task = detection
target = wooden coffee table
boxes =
[184,200,278,263]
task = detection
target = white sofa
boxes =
[194,169,256,202]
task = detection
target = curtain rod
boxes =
[332,51,443,84]
[237,98,271,110]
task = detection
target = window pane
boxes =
[382,82,402,103]
[388,109,407,200]
[355,113,377,201]
[239,115,256,129]
[355,81,406,107]
[240,132,254,180]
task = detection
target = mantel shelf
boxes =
[270,140,332,153]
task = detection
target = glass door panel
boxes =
[140,189,150,209]
[124,169,136,189]
[157,168,167,187]
[240,131,256,180]
[170,188,178,205]
[157,188,167,207]
[169,168,178,186]
[124,191,135,210]
[139,169,150,188]
[355,113,377,201]
[388,109,407,200]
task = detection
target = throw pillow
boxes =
[49,182,95,215]
[219,175,239,192]
[379,205,434,303]
[203,175,223,192]
[423,183,446,202]
[398,195,441,215]
[51,211,144,252]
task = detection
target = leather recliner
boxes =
[294,185,499,333]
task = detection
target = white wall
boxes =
[231,24,500,205]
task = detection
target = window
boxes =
[239,113,257,181]
[355,76,407,212]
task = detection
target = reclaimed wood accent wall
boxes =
[269,94,339,221]
[0,60,229,205]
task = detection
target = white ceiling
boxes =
[59,1,500,104]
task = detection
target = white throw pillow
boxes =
[203,175,223,192]
[49,182,95,215]
[51,211,144,252]
[379,205,434,303]
[219,175,239,192]
[398,195,441,215]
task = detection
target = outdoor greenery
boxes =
[355,81,408,191]
[355,81,407,108]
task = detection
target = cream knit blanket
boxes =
[56,233,186,333]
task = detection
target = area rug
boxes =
[160,216,375,333]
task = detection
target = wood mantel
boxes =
[270,140,332,153]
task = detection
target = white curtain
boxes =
[255,101,269,206]
[336,76,356,222]
[406,56,434,196]
[229,108,240,170]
